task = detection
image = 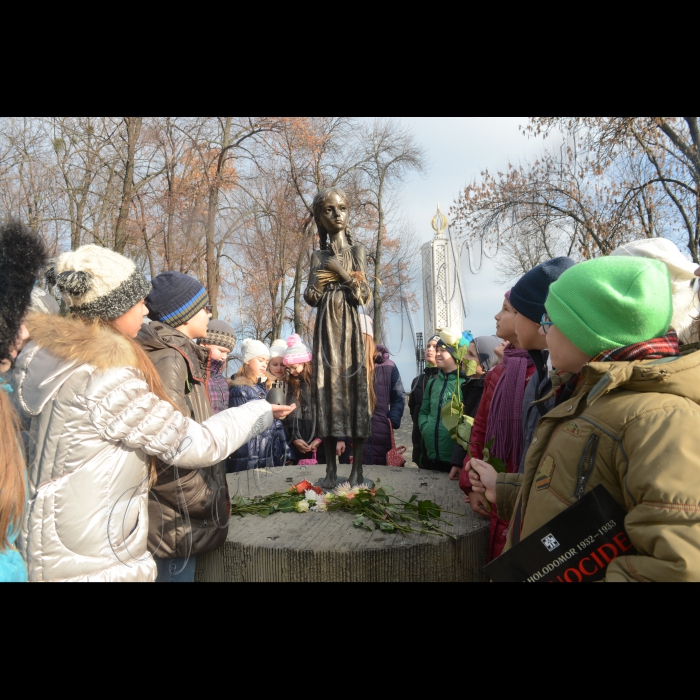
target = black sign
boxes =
[485,486,636,583]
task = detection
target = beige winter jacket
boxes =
[13,315,272,583]
[506,350,700,582]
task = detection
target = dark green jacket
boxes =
[418,370,468,463]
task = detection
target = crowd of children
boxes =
[409,240,700,581]
[3,216,700,582]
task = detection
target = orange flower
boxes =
[295,480,313,495]
[311,486,324,496]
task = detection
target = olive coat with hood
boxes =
[138,321,237,560]
[13,315,272,583]
[504,351,700,582]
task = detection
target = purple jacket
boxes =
[364,345,406,465]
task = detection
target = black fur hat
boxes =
[0,221,48,362]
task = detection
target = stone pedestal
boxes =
[196,464,490,583]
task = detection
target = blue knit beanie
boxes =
[510,257,577,323]
[147,272,210,328]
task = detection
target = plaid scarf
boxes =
[207,360,230,415]
[592,330,680,364]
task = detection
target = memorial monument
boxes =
[304,188,373,489]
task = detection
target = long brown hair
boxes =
[287,363,312,402]
[0,390,25,551]
[364,334,378,414]
[101,320,182,485]
[236,363,273,390]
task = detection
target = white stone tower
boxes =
[422,205,463,340]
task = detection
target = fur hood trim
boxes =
[232,376,257,388]
[25,313,139,370]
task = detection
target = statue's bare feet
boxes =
[348,469,363,488]
[323,468,337,491]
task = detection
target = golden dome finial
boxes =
[431,204,448,238]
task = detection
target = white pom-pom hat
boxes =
[283,334,313,366]
[241,338,270,364]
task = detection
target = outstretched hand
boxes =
[469,459,498,503]
[272,404,296,420]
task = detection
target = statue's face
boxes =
[318,192,348,234]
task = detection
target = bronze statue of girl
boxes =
[304,188,373,488]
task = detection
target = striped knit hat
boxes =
[46,245,151,321]
[146,271,209,328]
[204,319,237,352]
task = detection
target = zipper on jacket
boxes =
[575,434,600,500]
[435,372,452,463]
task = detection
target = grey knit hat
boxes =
[204,319,237,352]
[46,245,151,321]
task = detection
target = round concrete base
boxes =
[196,464,490,583]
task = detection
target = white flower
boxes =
[440,326,461,348]
[305,490,318,503]
[335,482,354,498]
[316,501,328,513]
[323,493,336,506]
[295,501,310,514]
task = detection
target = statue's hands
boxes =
[326,257,352,282]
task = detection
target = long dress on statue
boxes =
[304,242,373,440]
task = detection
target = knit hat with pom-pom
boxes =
[283,334,313,366]
[241,338,270,364]
[270,339,288,360]
[47,244,151,321]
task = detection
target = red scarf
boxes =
[592,330,680,364]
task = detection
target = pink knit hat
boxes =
[283,334,313,366]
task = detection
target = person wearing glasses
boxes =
[139,272,293,583]
[472,257,700,582]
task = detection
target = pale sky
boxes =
[377,117,546,387]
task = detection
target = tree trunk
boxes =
[373,182,385,345]
[114,117,143,254]
[293,245,306,335]
[205,117,233,319]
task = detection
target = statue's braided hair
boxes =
[312,187,355,251]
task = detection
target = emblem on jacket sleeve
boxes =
[542,534,560,553]
[536,456,556,492]
[562,422,581,438]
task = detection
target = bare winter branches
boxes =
[453,117,700,280]
[0,116,423,347]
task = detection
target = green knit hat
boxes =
[546,257,673,358]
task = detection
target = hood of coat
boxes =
[138,322,207,384]
[584,348,700,406]
[375,345,391,365]
[17,314,141,416]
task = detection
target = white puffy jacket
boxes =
[13,315,272,583]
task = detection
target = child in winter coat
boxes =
[229,339,293,472]
[409,336,440,468]
[201,320,237,415]
[449,335,503,478]
[16,249,283,583]
[0,222,47,583]
[269,339,289,383]
[361,319,406,466]
[463,292,536,562]
[472,257,700,582]
[419,336,471,474]
[284,335,324,464]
